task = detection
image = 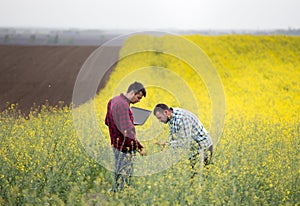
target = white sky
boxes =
[0,0,299,30]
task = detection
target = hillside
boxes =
[96,34,300,123]
[0,45,120,114]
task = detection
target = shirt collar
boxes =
[169,107,180,124]
[168,109,175,124]
[120,93,130,104]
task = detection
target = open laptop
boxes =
[131,106,152,125]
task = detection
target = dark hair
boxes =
[153,103,171,115]
[127,81,146,97]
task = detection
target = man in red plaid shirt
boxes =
[105,81,147,192]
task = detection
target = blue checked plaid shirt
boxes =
[167,108,213,155]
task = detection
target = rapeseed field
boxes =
[1,34,299,205]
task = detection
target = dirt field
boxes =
[0,45,120,115]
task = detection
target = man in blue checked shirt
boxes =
[153,103,213,176]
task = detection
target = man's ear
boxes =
[163,110,169,116]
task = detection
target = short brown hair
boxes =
[153,103,170,115]
[127,81,146,97]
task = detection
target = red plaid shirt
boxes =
[105,93,143,152]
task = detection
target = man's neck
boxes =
[167,111,173,122]
[124,93,132,101]
[121,93,131,104]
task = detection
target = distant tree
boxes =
[47,34,60,44]
[68,37,75,45]
[54,34,59,44]
[29,35,36,44]
[4,34,10,43]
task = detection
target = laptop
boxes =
[131,106,152,125]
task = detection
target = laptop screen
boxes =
[131,106,152,125]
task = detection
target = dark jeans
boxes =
[112,147,135,191]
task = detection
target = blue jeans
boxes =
[112,147,136,191]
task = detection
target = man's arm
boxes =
[167,117,192,149]
[112,103,144,152]
[112,103,135,139]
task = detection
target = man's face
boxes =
[130,91,143,104]
[155,111,169,124]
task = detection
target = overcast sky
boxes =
[0,0,299,30]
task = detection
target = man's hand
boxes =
[139,149,147,156]
[155,142,166,151]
